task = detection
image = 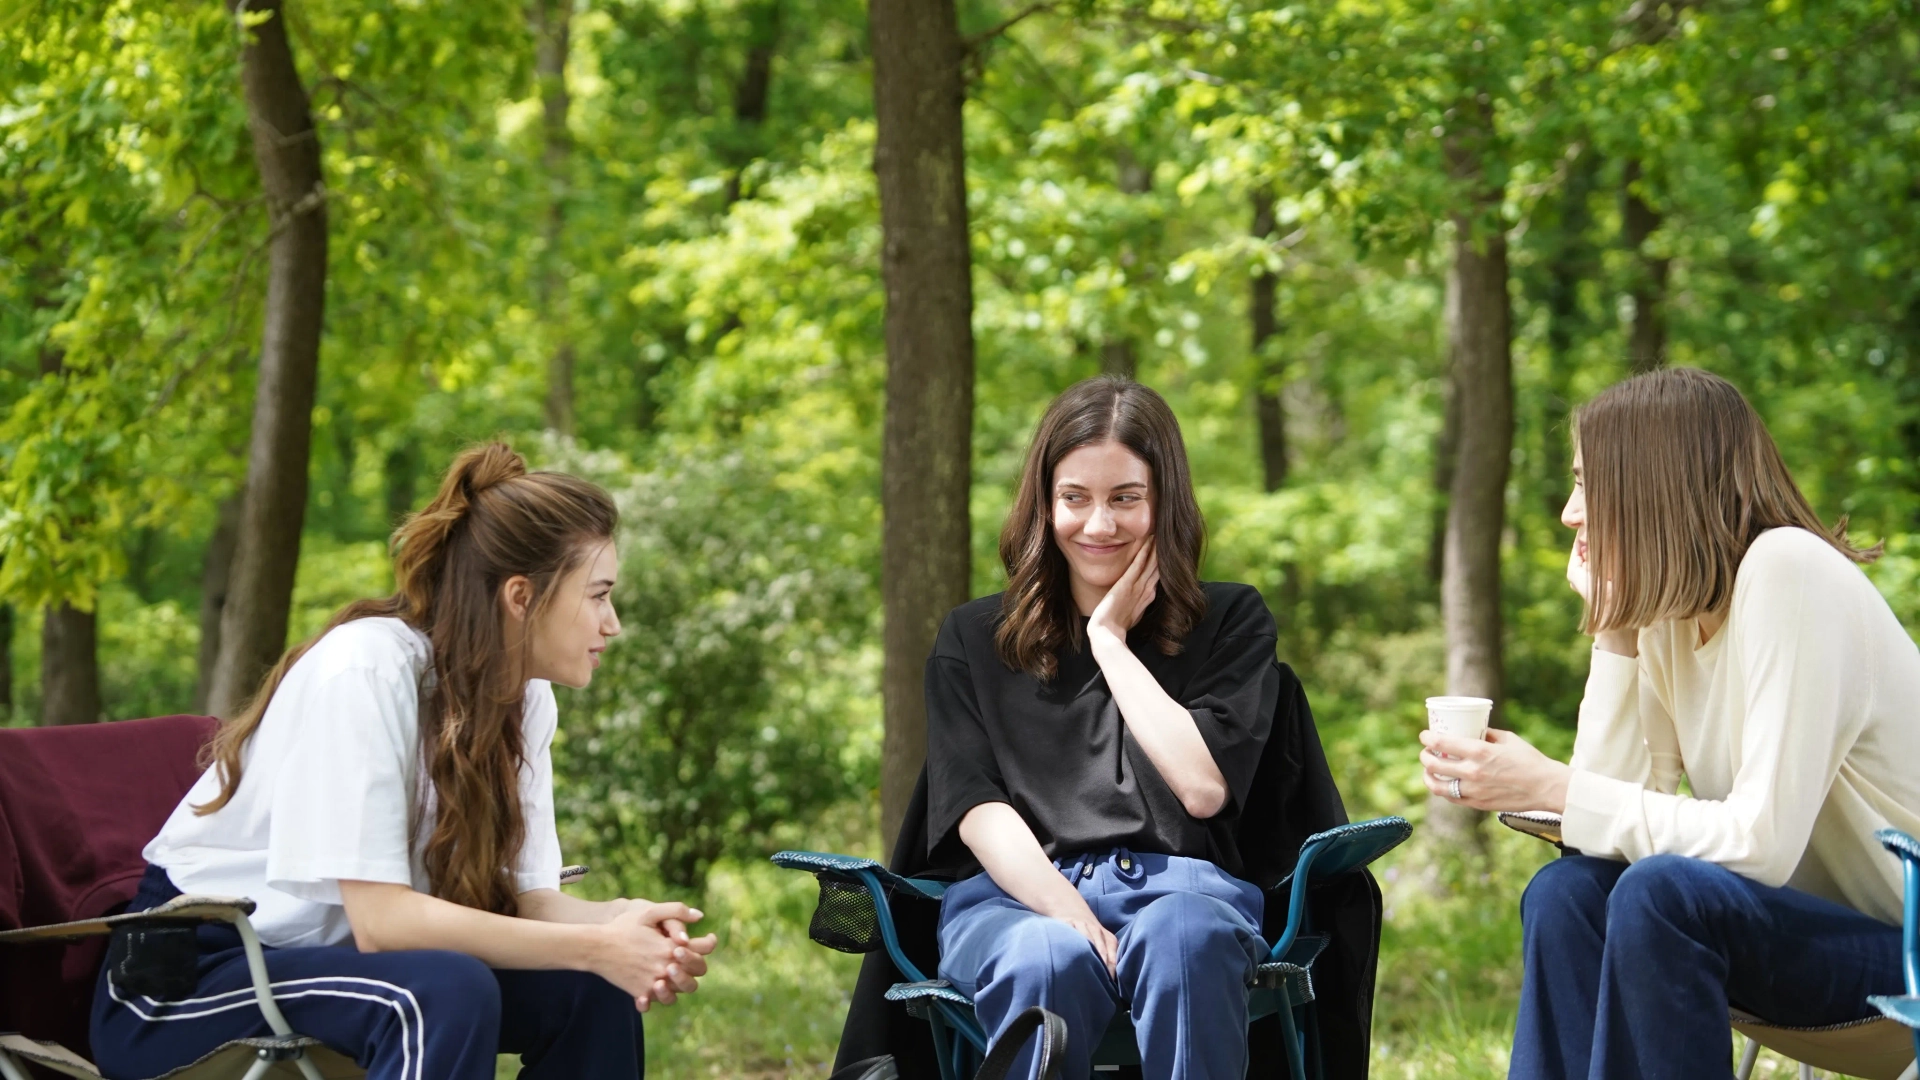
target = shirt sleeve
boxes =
[1561,534,1866,885]
[1181,592,1281,817]
[265,666,420,904]
[925,619,1008,861]
[514,681,564,894]
[1567,639,1684,795]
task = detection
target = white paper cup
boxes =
[1426,696,1493,743]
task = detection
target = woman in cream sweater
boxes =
[1418,367,1920,1080]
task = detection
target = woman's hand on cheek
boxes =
[1419,729,1571,814]
[1088,540,1157,646]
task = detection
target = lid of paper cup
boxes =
[1425,696,1494,709]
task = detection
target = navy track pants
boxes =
[91,865,644,1080]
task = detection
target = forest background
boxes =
[4,0,1918,1076]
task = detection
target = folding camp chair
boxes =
[776,815,1410,1080]
[1866,828,1920,1079]
[1498,812,1919,1080]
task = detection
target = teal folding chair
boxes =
[777,816,1410,1080]
[1867,828,1920,1080]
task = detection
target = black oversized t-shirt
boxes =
[925,581,1280,876]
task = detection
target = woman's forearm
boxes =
[958,802,1091,919]
[340,880,602,968]
[1089,632,1229,818]
[518,887,630,925]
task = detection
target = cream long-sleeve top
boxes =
[1563,526,1920,926]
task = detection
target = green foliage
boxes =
[550,440,877,893]
[7,0,1920,1074]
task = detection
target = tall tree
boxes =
[533,0,575,434]
[34,322,101,725]
[1433,98,1513,840]
[1621,158,1667,372]
[40,602,100,725]
[1250,189,1287,492]
[871,0,975,849]
[1099,149,1151,380]
[0,604,10,717]
[205,0,329,718]
[194,493,244,714]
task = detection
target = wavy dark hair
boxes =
[995,376,1207,680]
[195,443,617,917]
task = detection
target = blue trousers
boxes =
[937,849,1266,1080]
[91,865,644,1080]
[1511,853,1904,1080]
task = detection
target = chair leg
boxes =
[1276,1003,1307,1080]
[1799,1063,1815,1080]
[1736,1035,1760,1080]
[0,1050,31,1080]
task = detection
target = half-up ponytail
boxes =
[196,442,617,917]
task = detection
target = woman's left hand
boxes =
[1088,540,1158,646]
[1420,729,1573,814]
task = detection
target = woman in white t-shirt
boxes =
[1415,368,1920,1080]
[91,443,714,1080]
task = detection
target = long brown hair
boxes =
[196,443,618,916]
[996,376,1207,680]
[1576,367,1876,633]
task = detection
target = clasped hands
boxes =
[598,899,719,1012]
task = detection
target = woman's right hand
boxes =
[1569,542,1638,657]
[594,901,718,1011]
[1048,901,1118,979]
[1566,543,1593,604]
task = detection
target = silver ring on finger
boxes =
[1449,777,1463,801]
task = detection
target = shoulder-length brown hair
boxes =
[996,376,1207,680]
[1577,367,1876,633]
[196,442,617,917]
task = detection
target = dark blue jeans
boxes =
[1511,853,1904,1080]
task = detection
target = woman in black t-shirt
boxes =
[929,376,1278,1080]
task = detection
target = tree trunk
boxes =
[1432,116,1513,842]
[724,0,781,206]
[41,603,101,725]
[1098,149,1150,382]
[871,0,975,851]
[1622,158,1667,374]
[0,603,13,717]
[206,0,328,719]
[532,0,575,434]
[1542,149,1597,519]
[1251,189,1287,492]
[194,493,244,714]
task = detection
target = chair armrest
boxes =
[771,851,947,985]
[1498,811,1565,846]
[559,864,590,886]
[770,851,947,900]
[0,895,258,945]
[1266,816,1411,963]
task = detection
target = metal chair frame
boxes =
[777,816,1410,1080]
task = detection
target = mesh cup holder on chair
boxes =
[810,875,882,953]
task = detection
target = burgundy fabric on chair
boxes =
[0,715,218,1061]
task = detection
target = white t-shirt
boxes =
[146,617,564,948]
[1564,526,1920,925]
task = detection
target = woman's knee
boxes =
[1606,854,1733,933]
[1520,856,1623,932]
[402,949,503,1025]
